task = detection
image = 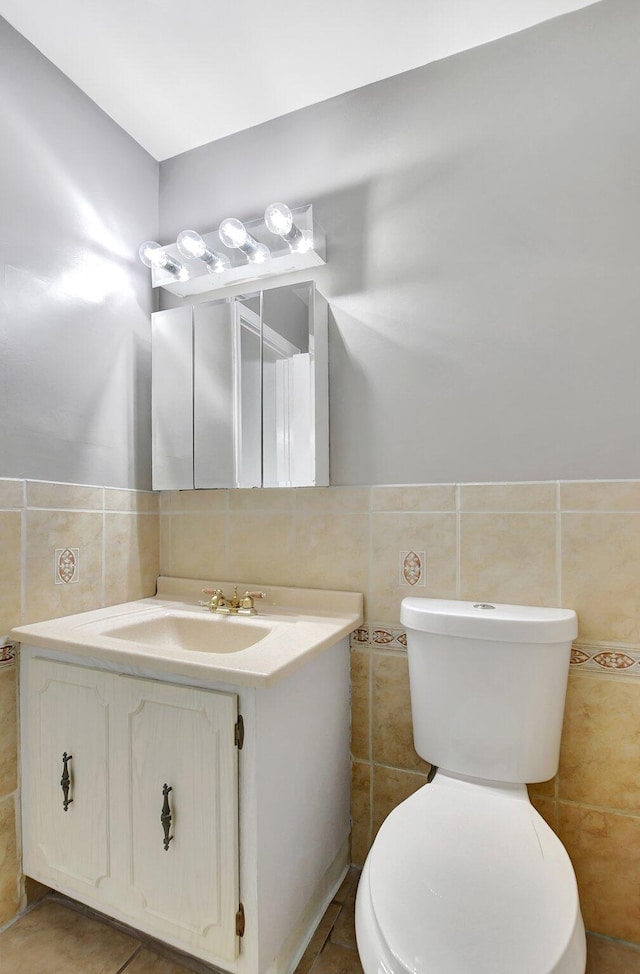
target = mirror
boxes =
[151,281,328,490]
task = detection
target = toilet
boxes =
[355,598,586,974]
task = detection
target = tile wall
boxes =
[162,481,640,946]
[0,480,159,927]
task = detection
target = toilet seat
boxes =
[357,772,585,974]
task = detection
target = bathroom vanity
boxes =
[13,578,363,974]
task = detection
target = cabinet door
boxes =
[23,658,113,899]
[120,677,240,960]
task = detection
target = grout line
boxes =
[556,797,640,821]
[455,484,461,598]
[114,944,144,974]
[556,482,562,607]
[20,482,27,626]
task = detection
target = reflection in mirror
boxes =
[233,293,262,487]
[193,299,237,487]
[262,283,313,487]
[151,281,327,490]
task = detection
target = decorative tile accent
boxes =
[354,628,640,676]
[0,643,15,666]
[54,548,79,585]
[354,624,408,651]
[570,643,640,676]
[350,627,369,647]
[399,550,425,587]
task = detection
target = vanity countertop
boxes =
[10,576,363,688]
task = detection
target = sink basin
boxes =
[102,612,272,654]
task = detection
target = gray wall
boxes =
[159,0,640,485]
[0,17,158,489]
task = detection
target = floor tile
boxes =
[310,941,364,974]
[330,884,357,950]
[587,933,640,973]
[123,948,194,974]
[294,903,341,974]
[0,899,139,974]
[333,867,359,906]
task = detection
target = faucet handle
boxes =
[238,591,267,615]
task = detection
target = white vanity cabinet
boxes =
[22,655,241,963]
[17,582,357,974]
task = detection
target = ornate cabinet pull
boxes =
[61,752,73,811]
[161,784,173,851]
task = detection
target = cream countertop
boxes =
[10,576,363,688]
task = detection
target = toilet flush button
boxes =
[473,603,496,610]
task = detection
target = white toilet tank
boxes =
[400,598,578,784]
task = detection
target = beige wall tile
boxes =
[529,795,557,833]
[104,489,159,513]
[27,481,103,510]
[528,776,556,799]
[0,794,21,925]
[460,482,557,512]
[171,513,228,579]
[371,513,457,624]
[0,480,24,508]
[0,511,22,634]
[372,654,430,774]
[294,514,369,592]
[561,514,640,642]
[371,485,456,512]
[169,489,228,513]
[351,652,370,762]
[159,515,171,574]
[351,761,371,867]
[296,487,370,514]
[561,481,640,512]
[228,512,295,586]
[586,934,640,973]
[0,667,17,799]
[104,514,159,606]
[25,510,103,623]
[372,765,428,835]
[229,488,295,511]
[559,803,640,943]
[25,877,51,904]
[559,673,640,812]
[460,513,557,605]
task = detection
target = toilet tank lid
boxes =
[400,598,577,643]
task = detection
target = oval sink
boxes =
[103,612,271,654]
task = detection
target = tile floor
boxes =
[1,870,639,974]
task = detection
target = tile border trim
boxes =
[351,627,640,677]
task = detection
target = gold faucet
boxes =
[202,587,266,616]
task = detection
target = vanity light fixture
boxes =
[264,201,310,253]
[218,218,270,264]
[138,240,188,280]
[140,204,325,297]
[176,230,230,274]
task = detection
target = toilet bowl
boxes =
[355,598,586,974]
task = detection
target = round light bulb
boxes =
[138,240,164,268]
[138,239,187,279]
[219,218,248,249]
[251,243,271,264]
[177,230,207,259]
[264,201,293,236]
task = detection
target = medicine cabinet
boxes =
[151,281,328,490]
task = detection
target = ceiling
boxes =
[0,0,601,161]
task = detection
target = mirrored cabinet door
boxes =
[151,281,328,490]
[151,307,193,491]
